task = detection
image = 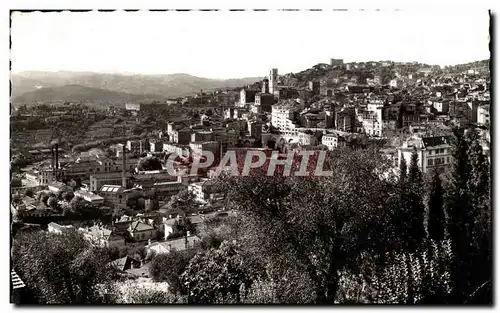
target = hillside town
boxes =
[10,57,491,304]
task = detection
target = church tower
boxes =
[269,68,278,94]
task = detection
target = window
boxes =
[428,159,434,166]
[435,157,445,165]
[447,157,450,163]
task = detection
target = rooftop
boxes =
[129,221,155,232]
[75,190,104,201]
[11,270,25,289]
[422,136,452,148]
[100,185,124,193]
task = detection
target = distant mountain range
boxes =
[10,71,262,104]
[11,84,169,104]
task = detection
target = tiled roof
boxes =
[100,185,123,193]
[129,221,155,232]
[422,136,452,148]
[148,235,201,253]
[11,270,25,289]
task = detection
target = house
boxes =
[149,140,164,153]
[99,185,127,208]
[162,218,176,240]
[321,134,338,150]
[128,221,157,242]
[145,234,201,255]
[397,136,452,173]
[79,225,126,248]
[74,190,105,205]
[477,104,490,126]
[188,180,224,205]
[110,256,142,272]
[47,222,73,234]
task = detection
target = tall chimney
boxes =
[122,144,127,188]
[54,143,59,170]
[51,145,55,169]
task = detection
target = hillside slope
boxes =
[11,71,262,99]
[11,84,167,104]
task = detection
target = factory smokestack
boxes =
[122,144,127,188]
[51,145,55,169]
[54,143,59,170]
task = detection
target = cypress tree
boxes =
[399,156,407,184]
[407,148,426,252]
[393,157,409,249]
[427,170,445,242]
[446,127,473,303]
[464,128,492,303]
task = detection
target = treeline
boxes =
[72,136,141,152]
[11,126,491,304]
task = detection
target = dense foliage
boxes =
[12,230,116,304]
[11,126,491,304]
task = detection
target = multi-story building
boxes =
[151,180,186,199]
[254,93,275,112]
[248,121,264,139]
[37,169,58,185]
[309,81,321,95]
[271,102,301,132]
[99,185,128,208]
[335,108,355,132]
[433,100,450,114]
[321,134,338,150]
[163,143,190,158]
[189,141,221,161]
[397,136,452,173]
[149,140,164,153]
[171,129,192,145]
[188,180,224,205]
[239,89,258,107]
[214,130,238,149]
[127,140,144,156]
[477,104,490,126]
[191,131,215,143]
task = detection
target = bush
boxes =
[149,249,196,295]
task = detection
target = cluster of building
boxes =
[11,58,490,282]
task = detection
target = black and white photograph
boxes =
[8,7,492,305]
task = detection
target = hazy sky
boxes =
[11,10,490,79]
